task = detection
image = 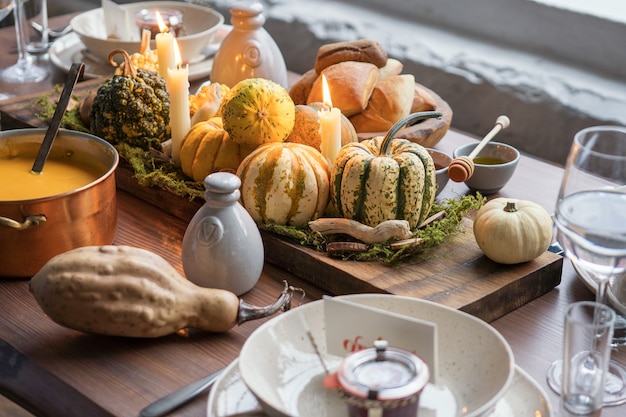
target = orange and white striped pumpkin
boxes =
[236,142,330,227]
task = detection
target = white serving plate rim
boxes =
[206,358,552,417]
[49,27,231,82]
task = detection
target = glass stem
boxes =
[13,0,30,67]
[597,276,609,306]
[593,275,612,353]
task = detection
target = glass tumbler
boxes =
[561,301,615,415]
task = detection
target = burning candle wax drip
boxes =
[318,74,342,166]
[167,40,190,166]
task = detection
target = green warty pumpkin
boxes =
[90,49,170,150]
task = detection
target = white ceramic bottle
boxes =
[182,172,264,295]
[210,1,288,88]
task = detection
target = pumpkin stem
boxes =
[380,111,442,156]
[237,280,305,325]
[108,48,137,78]
[504,201,518,213]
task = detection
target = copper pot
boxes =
[0,129,119,278]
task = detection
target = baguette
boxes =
[314,39,388,73]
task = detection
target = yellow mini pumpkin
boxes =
[180,120,249,182]
[236,142,330,227]
[473,198,553,264]
[331,111,441,228]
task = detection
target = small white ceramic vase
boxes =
[210,1,288,88]
[182,172,264,295]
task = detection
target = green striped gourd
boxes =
[236,142,330,227]
[330,111,442,228]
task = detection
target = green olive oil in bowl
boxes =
[453,141,520,194]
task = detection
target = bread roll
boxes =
[349,74,415,132]
[377,58,403,82]
[411,83,437,113]
[307,61,379,117]
[314,39,388,73]
[289,68,318,105]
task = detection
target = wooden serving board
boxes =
[0,79,563,324]
[117,163,562,324]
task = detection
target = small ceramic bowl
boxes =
[453,142,520,195]
[427,148,452,197]
[71,1,224,64]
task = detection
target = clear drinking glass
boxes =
[23,0,48,55]
[547,125,626,407]
[561,301,615,415]
[0,0,48,83]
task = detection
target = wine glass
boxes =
[0,0,48,83]
[547,125,626,408]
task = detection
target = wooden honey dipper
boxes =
[448,115,511,182]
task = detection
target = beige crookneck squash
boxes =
[330,111,442,229]
[29,245,299,337]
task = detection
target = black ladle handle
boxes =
[31,62,85,174]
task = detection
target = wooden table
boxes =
[1,12,625,417]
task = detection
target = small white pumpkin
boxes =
[473,198,553,264]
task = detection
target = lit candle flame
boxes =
[321,74,333,109]
[173,40,182,68]
[155,11,169,33]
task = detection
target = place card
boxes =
[323,296,438,383]
[102,0,133,41]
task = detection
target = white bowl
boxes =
[453,141,520,195]
[70,1,224,64]
[239,294,515,417]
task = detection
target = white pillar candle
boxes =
[318,75,342,166]
[167,41,190,166]
[155,11,176,79]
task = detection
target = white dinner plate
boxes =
[238,295,514,417]
[206,359,552,417]
[49,26,231,82]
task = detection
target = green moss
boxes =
[116,143,204,201]
[260,194,485,265]
[29,86,91,133]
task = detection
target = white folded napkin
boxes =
[102,0,134,41]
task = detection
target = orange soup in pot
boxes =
[0,142,106,201]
